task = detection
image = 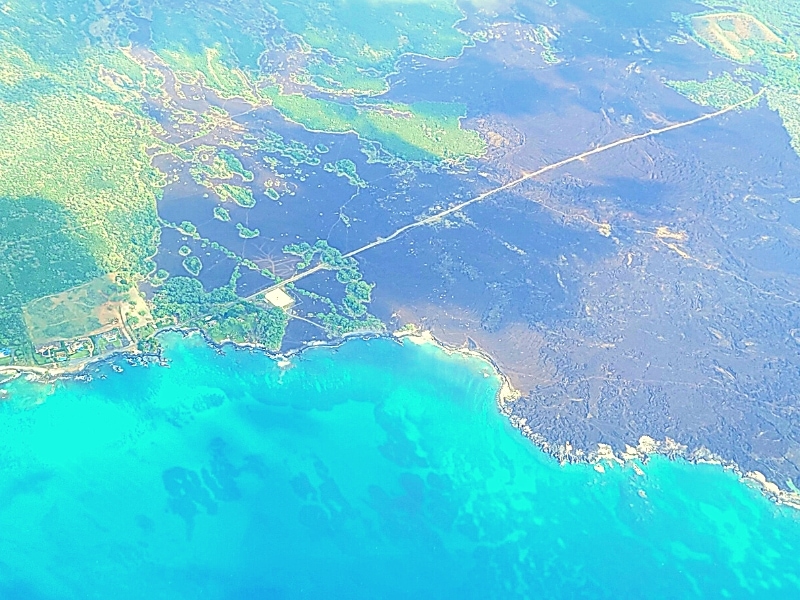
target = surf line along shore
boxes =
[391,324,800,512]
[243,89,766,304]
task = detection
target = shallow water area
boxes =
[1,334,800,599]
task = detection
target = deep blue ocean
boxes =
[1,334,800,599]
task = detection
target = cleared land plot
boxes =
[691,12,783,62]
[23,274,153,346]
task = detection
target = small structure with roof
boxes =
[264,288,295,311]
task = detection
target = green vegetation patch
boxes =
[264,88,486,162]
[190,145,257,181]
[324,159,367,188]
[205,301,288,350]
[255,129,321,166]
[284,239,359,272]
[177,221,199,237]
[157,45,256,101]
[0,91,163,276]
[284,239,383,336]
[214,206,232,221]
[151,276,288,350]
[161,220,279,282]
[268,0,471,92]
[147,0,272,101]
[0,197,101,304]
[218,150,254,182]
[532,25,561,65]
[236,223,260,239]
[183,256,203,276]
[152,277,235,323]
[0,278,29,364]
[666,72,757,108]
[218,184,257,208]
[360,140,395,165]
[305,59,392,95]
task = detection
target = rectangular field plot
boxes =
[22,274,153,350]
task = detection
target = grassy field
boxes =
[23,274,153,346]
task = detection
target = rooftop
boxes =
[264,288,295,310]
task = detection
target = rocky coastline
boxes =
[3,322,799,511]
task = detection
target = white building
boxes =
[264,288,295,310]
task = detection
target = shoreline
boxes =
[391,327,800,512]
[3,323,799,510]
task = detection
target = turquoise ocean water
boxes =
[1,333,800,599]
